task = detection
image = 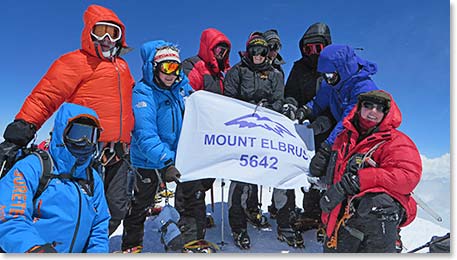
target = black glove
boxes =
[163,165,181,183]
[319,173,360,213]
[307,116,333,135]
[26,243,57,253]
[282,103,298,120]
[4,119,37,147]
[296,105,313,124]
[0,141,21,172]
[338,172,360,195]
[320,182,346,213]
[309,142,332,177]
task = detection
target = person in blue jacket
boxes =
[296,44,379,177]
[0,103,109,253]
[121,40,193,253]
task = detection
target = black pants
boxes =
[121,168,160,250]
[324,193,404,253]
[104,159,130,236]
[228,181,259,232]
[174,178,214,243]
[271,188,296,228]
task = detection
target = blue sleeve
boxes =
[132,85,174,168]
[325,81,378,145]
[85,173,110,253]
[0,156,47,253]
[306,83,331,117]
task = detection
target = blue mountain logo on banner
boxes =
[224,113,295,138]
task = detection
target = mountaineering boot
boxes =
[121,245,143,253]
[395,228,403,253]
[245,207,271,229]
[232,229,251,250]
[293,211,321,232]
[277,226,304,248]
[268,204,278,219]
[181,239,220,253]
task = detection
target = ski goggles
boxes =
[361,101,386,113]
[248,46,268,57]
[91,22,122,42]
[214,45,229,58]
[323,72,340,86]
[64,122,100,147]
[158,61,181,76]
[304,43,325,56]
[268,41,281,52]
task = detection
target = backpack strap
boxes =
[32,150,54,204]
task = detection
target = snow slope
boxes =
[109,173,451,253]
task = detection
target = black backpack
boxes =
[1,148,94,204]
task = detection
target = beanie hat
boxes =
[154,47,181,64]
[301,22,332,46]
[263,29,281,43]
[246,32,268,51]
[358,90,391,113]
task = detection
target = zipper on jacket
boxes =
[69,182,83,253]
[113,58,123,141]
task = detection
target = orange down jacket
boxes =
[15,5,134,143]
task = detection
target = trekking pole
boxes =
[218,179,226,248]
[411,192,443,222]
[407,233,450,253]
[0,160,7,178]
[259,185,263,210]
[210,186,215,213]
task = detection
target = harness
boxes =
[326,140,387,249]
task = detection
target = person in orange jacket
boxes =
[0,4,135,236]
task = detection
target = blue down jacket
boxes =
[306,44,379,145]
[130,40,193,170]
[0,103,110,253]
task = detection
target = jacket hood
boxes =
[49,103,101,179]
[140,40,189,91]
[299,22,332,57]
[198,28,231,74]
[317,44,378,87]
[344,90,402,131]
[81,4,128,57]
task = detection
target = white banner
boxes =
[175,90,315,189]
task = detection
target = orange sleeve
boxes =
[15,53,83,129]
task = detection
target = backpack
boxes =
[1,147,94,204]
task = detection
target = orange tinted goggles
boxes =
[158,61,181,76]
[91,22,122,42]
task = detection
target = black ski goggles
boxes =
[361,101,386,113]
[64,122,100,147]
[268,41,281,52]
[248,46,268,57]
[323,72,340,86]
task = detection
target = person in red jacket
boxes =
[0,4,135,236]
[319,90,422,253]
[176,28,231,245]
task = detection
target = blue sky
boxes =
[0,0,449,158]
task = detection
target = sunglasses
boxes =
[248,46,268,57]
[304,43,324,56]
[323,72,340,86]
[65,122,100,147]
[268,42,281,52]
[158,61,181,76]
[91,22,122,42]
[214,46,229,58]
[361,101,386,113]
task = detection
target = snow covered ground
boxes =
[110,175,450,253]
